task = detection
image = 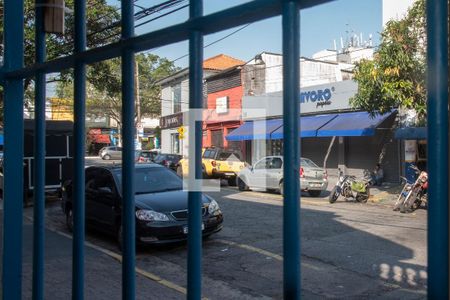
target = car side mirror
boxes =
[98,187,113,195]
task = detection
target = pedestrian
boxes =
[371,163,384,186]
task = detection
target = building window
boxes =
[172,84,181,113]
[171,133,180,154]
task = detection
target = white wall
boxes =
[161,86,173,117]
[262,53,284,93]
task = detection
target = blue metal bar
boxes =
[121,0,136,299]
[187,0,203,298]
[282,1,300,299]
[4,0,336,80]
[32,1,46,299]
[426,0,449,299]
[1,1,24,299]
[72,0,87,299]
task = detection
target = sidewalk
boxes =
[0,212,184,300]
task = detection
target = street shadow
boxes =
[0,188,428,299]
[205,187,427,298]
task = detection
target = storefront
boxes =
[203,65,244,151]
[394,127,427,182]
[226,80,402,183]
[160,112,184,155]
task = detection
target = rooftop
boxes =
[203,54,245,71]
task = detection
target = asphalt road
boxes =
[22,179,427,299]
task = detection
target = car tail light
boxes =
[211,161,217,167]
[299,167,304,178]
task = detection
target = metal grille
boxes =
[0,0,448,299]
[171,207,207,221]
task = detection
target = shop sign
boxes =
[160,112,183,129]
[177,126,185,139]
[300,87,333,108]
[242,80,357,120]
[216,96,228,114]
[405,140,417,162]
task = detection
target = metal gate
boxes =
[0,0,448,299]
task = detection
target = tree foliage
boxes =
[350,0,426,122]
[0,0,121,107]
[56,53,178,126]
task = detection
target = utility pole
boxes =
[135,60,141,125]
[135,60,142,150]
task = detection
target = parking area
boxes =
[8,181,427,299]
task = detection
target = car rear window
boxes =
[202,150,216,159]
[141,152,151,158]
[217,151,242,161]
[153,154,166,163]
[301,158,319,168]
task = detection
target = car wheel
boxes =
[227,177,237,187]
[308,190,322,197]
[279,181,284,196]
[66,209,74,232]
[103,154,111,160]
[237,177,249,191]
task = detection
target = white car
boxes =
[237,156,328,197]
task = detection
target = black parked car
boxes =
[153,153,182,171]
[61,164,223,247]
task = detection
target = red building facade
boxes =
[203,65,244,150]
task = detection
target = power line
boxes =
[171,23,253,63]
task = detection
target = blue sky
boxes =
[108,0,382,67]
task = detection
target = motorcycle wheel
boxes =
[329,186,340,203]
[400,189,419,213]
[356,187,370,203]
[394,185,410,211]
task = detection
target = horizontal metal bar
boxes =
[4,0,334,80]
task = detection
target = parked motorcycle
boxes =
[393,165,428,213]
[329,169,371,203]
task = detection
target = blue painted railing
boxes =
[0,0,448,299]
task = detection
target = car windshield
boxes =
[114,167,182,194]
[217,151,241,161]
[301,158,319,168]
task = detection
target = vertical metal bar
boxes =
[188,0,203,299]
[121,1,136,299]
[426,0,449,299]
[32,1,46,299]
[72,0,87,299]
[1,0,24,299]
[282,1,300,299]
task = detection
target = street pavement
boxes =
[0,179,427,299]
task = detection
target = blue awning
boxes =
[394,127,427,139]
[317,111,394,137]
[226,119,283,141]
[270,114,338,139]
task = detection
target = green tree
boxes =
[350,0,426,123]
[56,53,178,127]
[0,0,121,115]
